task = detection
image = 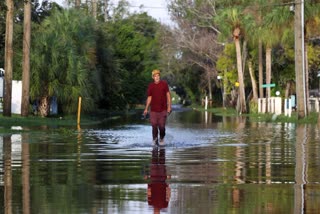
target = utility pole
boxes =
[294,0,307,119]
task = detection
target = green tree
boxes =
[244,0,270,100]
[107,12,162,108]
[8,1,61,81]
[215,6,254,113]
[304,2,320,113]
[216,43,239,107]
[31,9,99,116]
[94,24,122,110]
[0,1,7,68]
[261,3,292,99]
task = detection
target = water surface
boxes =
[1,109,320,213]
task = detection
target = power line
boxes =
[109,1,168,10]
[122,5,167,10]
[110,0,320,10]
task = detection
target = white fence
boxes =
[258,96,320,116]
[258,97,282,115]
[309,98,320,112]
[0,80,22,114]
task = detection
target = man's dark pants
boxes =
[150,111,167,140]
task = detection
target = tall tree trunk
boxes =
[233,28,247,114]
[206,68,212,106]
[21,0,31,117]
[104,0,109,21]
[265,46,272,98]
[285,81,291,98]
[75,0,81,8]
[248,60,258,102]
[4,135,12,214]
[39,96,50,117]
[258,40,264,98]
[4,0,14,117]
[92,0,97,19]
[242,40,247,75]
[304,43,309,114]
[22,134,30,214]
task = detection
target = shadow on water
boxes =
[1,108,320,213]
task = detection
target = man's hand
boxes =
[167,107,172,115]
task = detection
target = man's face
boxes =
[153,74,160,83]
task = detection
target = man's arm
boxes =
[166,91,171,113]
[143,96,152,115]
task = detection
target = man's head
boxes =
[152,69,161,83]
[152,69,160,77]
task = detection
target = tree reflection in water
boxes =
[4,135,12,214]
[2,110,320,213]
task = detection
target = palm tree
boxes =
[31,9,99,116]
[246,0,266,99]
[260,1,318,117]
[247,59,259,102]
[262,4,292,100]
[215,8,254,113]
[304,1,320,115]
[21,0,31,117]
[3,0,14,117]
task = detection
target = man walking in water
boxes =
[143,69,171,146]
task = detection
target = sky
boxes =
[50,0,172,25]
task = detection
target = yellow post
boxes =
[77,96,82,125]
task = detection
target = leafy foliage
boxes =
[106,12,162,108]
[0,0,60,70]
[1,0,164,115]
[2,0,320,116]
[30,9,99,113]
[216,43,238,95]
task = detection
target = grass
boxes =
[247,111,319,124]
[0,114,101,127]
[191,106,238,116]
[190,105,320,124]
[0,108,138,128]
[0,106,318,128]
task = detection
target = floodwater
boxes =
[1,107,320,214]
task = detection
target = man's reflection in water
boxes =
[145,147,171,214]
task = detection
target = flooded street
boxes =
[1,108,320,213]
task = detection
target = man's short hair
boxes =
[152,69,161,77]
